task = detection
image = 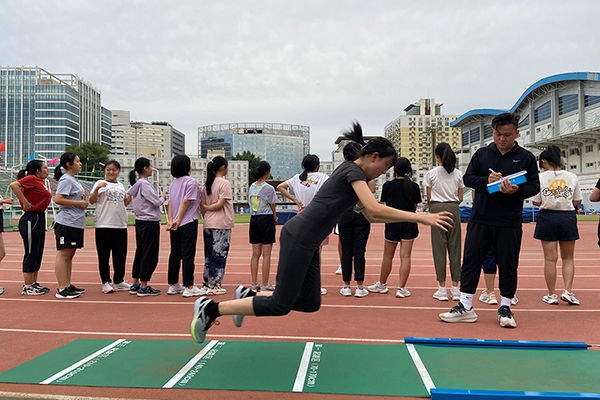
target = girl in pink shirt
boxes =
[200,156,234,295]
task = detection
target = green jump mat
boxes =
[0,339,429,397]
[2,339,599,396]
[413,343,600,394]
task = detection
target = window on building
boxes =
[483,125,493,139]
[534,101,551,123]
[584,95,600,107]
[559,94,578,115]
[470,127,480,144]
[518,115,529,128]
[570,165,577,170]
[461,131,469,147]
[586,145,593,153]
[586,162,594,168]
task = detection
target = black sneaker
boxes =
[137,286,161,297]
[498,306,517,328]
[191,297,218,343]
[130,283,140,295]
[56,287,81,299]
[32,282,50,293]
[22,285,46,296]
[68,284,85,294]
[233,286,255,328]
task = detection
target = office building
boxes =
[384,98,461,171]
[198,122,310,180]
[110,110,185,158]
[0,66,110,165]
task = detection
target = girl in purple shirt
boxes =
[127,157,167,296]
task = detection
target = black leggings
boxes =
[18,212,46,273]
[252,227,321,316]
[132,220,160,282]
[338,210,371,282]
[95,228,128,284]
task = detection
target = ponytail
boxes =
[251,161,271,181]
[18,160,45,180]
[394,157,413,199]
[299,154,319,181]
[54,152,77,180]
[342,121,398,166]
[435,143,456,174]
[129,157,151,186]
[205,156,228,195]
[539,145,564,170]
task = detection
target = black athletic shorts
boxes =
[534,209,579,242]
[249,214,276,245]
[385,221,418,242]
[55,223,84,250]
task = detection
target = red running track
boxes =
[1,220,599,400]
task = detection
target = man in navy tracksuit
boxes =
[440,112,540,328]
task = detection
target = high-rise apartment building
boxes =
[198,122,310,180]
[384,98,461,171]
[110,110,185,158]
[0,66,110,165]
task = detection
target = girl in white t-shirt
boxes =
[532,145,582,305]
[90,160,132,294]
[423,143,464,302]
[200,156,234,296]
[277,154,329,294]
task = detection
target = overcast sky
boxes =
[2,0,599,160]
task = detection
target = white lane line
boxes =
[406,343,436,395]
[162,340,218,388]
[292,342,314,392]
[40,339,126,385]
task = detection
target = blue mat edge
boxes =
[405,337,588,350]
[431,388,600,399]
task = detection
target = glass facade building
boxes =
[0,66,110,166]
[198,122,310,180]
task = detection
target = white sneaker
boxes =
[167,284,185,295]
[433,287,449,301]
[183,286,204,297]
[396,287,411,298]
[206,284,227,295]
[451,288,460,301]
[102,282,114,294]
[439,303,478,323]
[113,281,131,291]
[335,265,342,275]
[355,287,369,297]
[321,287,327,295]
[340,286,352,296]
[368,281,388,294]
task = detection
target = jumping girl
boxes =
[10,160,52,295]
[532,145,582,305]
[277,154,329,295]
[127,157,167,297]
[53,152,88,299]
[422,143,463,301]
[190,123,453,343]
[200,156,234,295]
[166,155,202,298]
[89,160,131,294]
[368,157,421,298]
[248,161,278,292]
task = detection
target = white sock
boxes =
[439,286,447,291]
[500,296,512,308]
[460,292,474,310]
[451,286,459,292]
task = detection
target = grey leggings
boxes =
[252,226,321,316]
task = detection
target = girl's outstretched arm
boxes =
[351,180,453,231]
